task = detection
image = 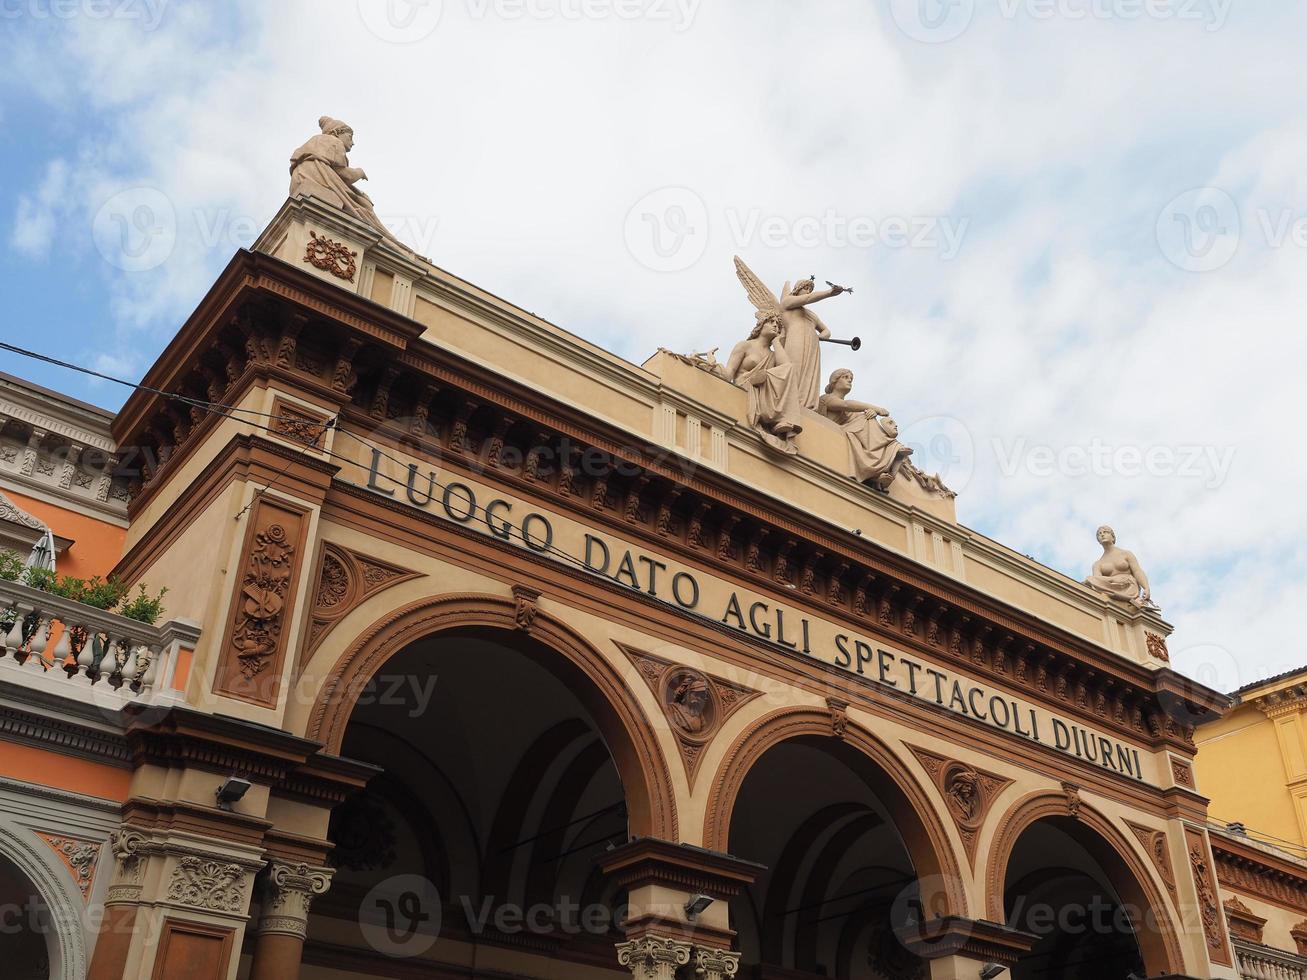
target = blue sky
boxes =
[3,0,1306,692]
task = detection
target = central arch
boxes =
[308,593,678,841]
[705,708,967,917]
[704,707,969,977]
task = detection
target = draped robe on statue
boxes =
[780,305,824,411]
[289,134,398,243]
[820,402,907,486]
[737,350,802,453]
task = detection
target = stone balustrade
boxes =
[1236,940,1307,980]
[0,577,198,700]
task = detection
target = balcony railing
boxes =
[1236,940,1307,980]
[0,578,199,704]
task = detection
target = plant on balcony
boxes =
[0,550,24,583]
[118,584,169,625]
[0,550,168,626]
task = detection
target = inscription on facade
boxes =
[363,448,1156,785]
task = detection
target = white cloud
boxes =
[6,0,1307,690]
[10,158,69,257]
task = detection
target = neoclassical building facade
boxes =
[0,178,1303,979]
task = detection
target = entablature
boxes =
[111,247,1228,762]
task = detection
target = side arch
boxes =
[702,707,969,919]
[307,593,678,841]
[0,815,87,980]
[984,792,1185,975]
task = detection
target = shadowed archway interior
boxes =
[306,630,633,973]
[0,852,52,980]
[1003,819,1146,980]
[727,736,928,980]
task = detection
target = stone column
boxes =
[693,945,741,979]
[87,829,149,980]
[615,935,693,979]
[90,828,264,980]
[248,860,333,980]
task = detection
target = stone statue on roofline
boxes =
[818,368,955,500]
[290,116,402,246]
[818,368,911,490]
[733,255,847,412]
[1084,525,1159,610]
[724,309,804,455]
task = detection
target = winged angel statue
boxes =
[725,259,803,454]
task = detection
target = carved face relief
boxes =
[944,766,980,824]
[880,417,900,439]
[665,669,715,736]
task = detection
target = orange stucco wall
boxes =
[5,489,125,579]
[0,742,131,802]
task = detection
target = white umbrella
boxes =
[26,528,55,572]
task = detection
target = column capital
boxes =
[255,860,334,940]
[615,935,693,979]
[693,945,741,979]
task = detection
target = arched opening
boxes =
[305,612,666,976]
[0,851,55,980]
[989,798,1183,979]
[1002,818,1145,979]
[708,712,966,979]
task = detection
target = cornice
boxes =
[0,694,131,767]
[598,837,764,899]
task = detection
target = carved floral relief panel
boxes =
[300,541,419,669]
[1185,826,1232,967]
[36,833,101,903]
[213,495,312,707]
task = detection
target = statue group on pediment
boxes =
[715,256,953,501]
